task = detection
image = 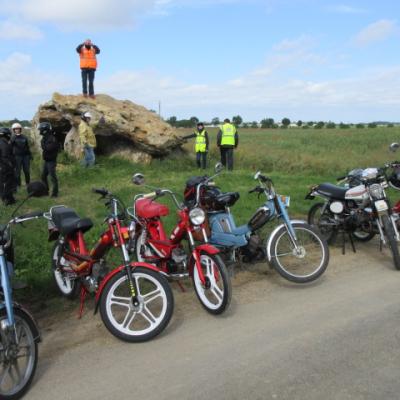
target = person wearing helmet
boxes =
[10,122,32,188]
[38,122,59,197]
[76,39,100,99]
[182,122,209,169]
[0,128,16,205]
[79,112,97,167]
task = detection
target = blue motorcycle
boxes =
[0,183,46,399]
[184,166,329,283]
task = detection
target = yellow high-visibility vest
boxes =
[195,130,207,152]
[220,123,236,146]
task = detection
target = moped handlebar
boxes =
[92,188,109,197]
[16,211,44,220]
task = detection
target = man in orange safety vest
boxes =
[76,39,100,99]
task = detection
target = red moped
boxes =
[46,188,174,342]
[129,173,231,315]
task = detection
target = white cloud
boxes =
[0,19,43,40]
[353,19,398,47]
[327,5,367,14]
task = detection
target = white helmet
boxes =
[83,112,92,120]
[11,122,22,131]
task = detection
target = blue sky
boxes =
[0,0,399,122]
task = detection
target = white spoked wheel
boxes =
[100,267,174,342]
[192,253,231,315]
[0,308,38,400]
[52,243,79,299]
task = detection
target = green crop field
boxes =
[3,126,400,300]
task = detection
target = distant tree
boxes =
[339,122,350,129]
[167,116,177,127]
[251,121,259,128]
[388,123,394,128]
[367,122,377,128]
[302,125,310,129]
[211,117,220,126]
[326,122,336,129]
[242,122,249,128]
[297,120,303,127]
[314,121,325,129]
[190,116,199,126]
[232,115,243,127]
[356,123,365,129]
[260,118,275,128]
[281,118,291,127]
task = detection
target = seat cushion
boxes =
[51,206,93,236]
[316,183,347,200]
[136,199,169,219]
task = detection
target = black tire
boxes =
[192,252,232,315]
[307,202,337,244]
[0,308,39,400]
[351,229,375,242]
[51,241,80,299]
[100,267,174,342]
[269,222,330,283]
[381,214,400,270]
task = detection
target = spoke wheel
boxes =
[0,308,38,400]
[192,253,231,315]
[269,222,329,283]
[52,242,80,299]
[307,202,337,243]
[100,267,174,342]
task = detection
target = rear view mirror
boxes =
[132,173,145,186]
[214,162,224,173]
[390,143,400,152]
[27,181,48,197]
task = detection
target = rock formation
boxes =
[31,93,184,164]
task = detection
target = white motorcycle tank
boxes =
[345,184,369,205]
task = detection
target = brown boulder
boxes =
[31,93,184,163]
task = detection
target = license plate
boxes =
[280,195,291,207]
[375,200,388,212]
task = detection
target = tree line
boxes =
[166,115,396,129]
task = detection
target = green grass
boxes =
[4,126,400,299]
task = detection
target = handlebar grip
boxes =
[92,188,109,196]
[18,211,44,220]
[142,192,157,199]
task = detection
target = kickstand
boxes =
[342,229,346,255]
[176,281,186,293]
[380,239,383,252]
[348,232,356,253]
[78,286,87,319]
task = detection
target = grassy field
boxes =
[3,126,400,298]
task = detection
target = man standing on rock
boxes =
[79,112,97,167]
[76,39,100,99]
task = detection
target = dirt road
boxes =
[27,242,400,400]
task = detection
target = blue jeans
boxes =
[81,69,95,96]
[82,145,95,167]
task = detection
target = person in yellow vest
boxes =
[79,112,97,167]
[76,39,100,99]
[183,122,209,169]
[217,118,239,170]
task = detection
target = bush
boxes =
[367,122,377,128]
[326,122,336,129]
[314,121,325,129]
[356,123,365,129]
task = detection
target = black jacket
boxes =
[11,134,31,157]
[41,134,59,162]
[0,137,15,169]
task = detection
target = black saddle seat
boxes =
[215,192,240,208]
[316,183,347,200]
[51,206,93,237]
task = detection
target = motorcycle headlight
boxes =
[189,208,205,226]
[369,183,384,200]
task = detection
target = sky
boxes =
[0,0,399,122]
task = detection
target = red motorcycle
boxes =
[45,188,174,342]
[129,173,231,315]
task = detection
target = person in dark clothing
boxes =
[182,122,209,169]
[76,39,100,99]
[0,128,16,205]
[217,118,239,171]
[39,122,59,198]
[11,122,32,187]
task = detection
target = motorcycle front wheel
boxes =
[192,252,231,315]
[381,214,400,270]
[269,222,329,283]
[100,267,174,342]
[0,308,38,400]
[52,241,80,299]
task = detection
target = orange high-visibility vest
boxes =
[79,47,98,69]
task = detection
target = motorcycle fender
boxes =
[305,191,315,200]
[188,244,219,283]
[266,220,308,262]
[94,262,163,314]
[9,302,41,343]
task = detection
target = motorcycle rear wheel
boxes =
[307,202,337,244]
[269,222,329,283]
[381,214,400,270]
[0,308,38,400]
[100,267,174,342]
[192,252,231,315]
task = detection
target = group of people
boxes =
[185,118,239,170]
